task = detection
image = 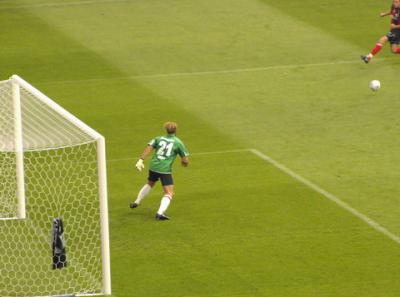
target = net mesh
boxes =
[0,79,105,296]
[0,81,18,219]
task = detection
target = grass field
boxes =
[1,0,400,296]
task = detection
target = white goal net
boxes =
[0,75,111,297]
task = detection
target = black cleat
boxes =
[130,202,139,209]
[361,55,370,64]
[155,213,170,220]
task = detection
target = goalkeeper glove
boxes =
[135,158,145,171]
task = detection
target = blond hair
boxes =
[164,122,178,134]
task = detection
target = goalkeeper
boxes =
[130,122,189,220]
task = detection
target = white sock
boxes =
[134,184,152,204]
[157,195,171,215]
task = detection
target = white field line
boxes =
[110,147,400,244]
[249,148,400,245]
[0,217,20,221]
[109,147,400,245]
[29,292,104,297]
[36,58,392,86]
[0,0,128,10]
[106,148,249,163]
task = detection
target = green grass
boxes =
[1,0,400,296]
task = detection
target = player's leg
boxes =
[390,29,400,53]
[390,31,400,53]
[361,35,388,63]
[130,171,157,208]
[155,175,174,220]
[391,43,400,53]
[155,186,174,220]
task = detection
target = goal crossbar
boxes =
[0,75,111,296]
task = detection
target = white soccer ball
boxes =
[369,80,381,92]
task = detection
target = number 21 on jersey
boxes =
[156,140,173,160]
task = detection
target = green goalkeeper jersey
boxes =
[148,134,189,174]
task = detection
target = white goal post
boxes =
[0,75,111,296]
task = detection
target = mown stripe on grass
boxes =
[34,58,392,86]
[109,147,400,246]
[250,148,400,246]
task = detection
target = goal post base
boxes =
[0,75,111,296]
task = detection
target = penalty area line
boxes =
[35,57,394,86]
[108,147,400,245]
[106,148,250,163]
[249,148,400,246]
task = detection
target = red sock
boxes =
[371,43,383,56]
[395,48,400,54]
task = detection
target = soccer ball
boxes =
[369,80,381,92]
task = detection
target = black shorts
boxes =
[387,29,400,44]
[148,170,174,186]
